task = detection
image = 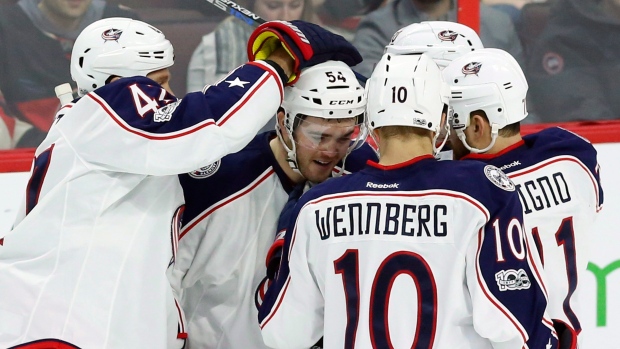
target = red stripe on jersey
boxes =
[88,92,215,140]
[216,71,276,126]
[88,69,273,140]
[174,298,188,338]
[9,339,81,348]
[509,156,602,212]
[180,168,275,239]
[260,275,292,329]
[475,228,528,342]
[247,61,284,101]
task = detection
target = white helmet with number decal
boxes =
[385,21,483,68]
[366,53,450,154]
[278,60,367,175]
[71,17,174,96]
[442,48,528,153]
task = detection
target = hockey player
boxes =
[169,60,376,349]
[443,48,604,347]
[0,17,362,348]
[383,20,484,161]
[259,52,558,348]
[257,21,485,308]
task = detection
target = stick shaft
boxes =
[204,0,266,27]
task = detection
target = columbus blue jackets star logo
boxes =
[462,62,482,76]
[484,165,515,191]
[225,77,250,88]
[102,28,123,41]
[188,160,221,179]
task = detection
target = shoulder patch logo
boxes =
[495,269,531,291]
[484,165,515,191]
[188,160,221,179]
[154,100,180,122]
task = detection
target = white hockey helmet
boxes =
[385,21,483,68]
[442,48,528,153]
[278,60,367,176]
[71,17,174,96]
[366,53,450,155]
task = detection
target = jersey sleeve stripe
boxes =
[87,92,215,140]
[247,60,284,101]
[475,228,528,342]
[259,275,292,329]
[87,68,277,140]
[179,168,275,239]
[215,71,277,126]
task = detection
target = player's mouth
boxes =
[313,160,333,168]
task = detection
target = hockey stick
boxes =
[202,0,368,84]
[204,0,265,27]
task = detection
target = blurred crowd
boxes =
[0,0,618,149]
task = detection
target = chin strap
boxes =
[456,123,500,154]
[276,124,303,176]
[432,122,450,157]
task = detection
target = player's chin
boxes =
[304,164,334,183]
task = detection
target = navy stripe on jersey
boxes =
[26,143,55,215]
[90,63,277,138]
[179,132,294,234]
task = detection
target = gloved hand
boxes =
[247,20,362,83]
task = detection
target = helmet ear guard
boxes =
[277,60,368,176]
[443,48,528,153]
[385,21,483,68]
[71,17,174,96]
[366,53,450,156]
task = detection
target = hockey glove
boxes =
[247,20,362,83]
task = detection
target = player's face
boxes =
[254,0,305,22]
[40,0,92,20]
[293,116,357,183]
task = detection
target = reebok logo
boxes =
[366,182,399,189]
[499,161,521,171]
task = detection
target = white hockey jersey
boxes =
[0,61,284,349]
[463,127,604,339]
[259,155,558,349]
[169,133,377,349]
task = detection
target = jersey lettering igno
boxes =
[0,61,283,349]
[170,134,377,349]
[463,127,604,335]
[259,156,557,349]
